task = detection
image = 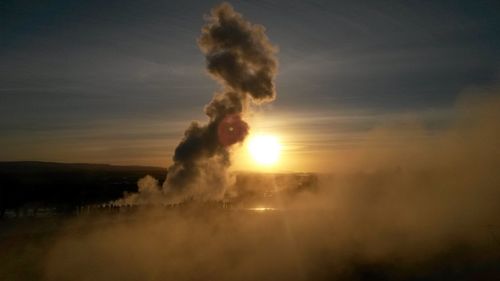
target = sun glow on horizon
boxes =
[247,134,282,166]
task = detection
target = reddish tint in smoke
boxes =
[217,114,249,147]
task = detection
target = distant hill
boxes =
[0,161,166,217]
[0,161,166,173]
[0,162,319,217]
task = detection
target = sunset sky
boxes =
[1,0,499,171]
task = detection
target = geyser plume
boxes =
[163,3,278,199]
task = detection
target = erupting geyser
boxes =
[162,3,278,199]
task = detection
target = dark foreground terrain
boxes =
[1,210,500,281]
[1,162,500,280]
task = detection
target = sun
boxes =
[247,135,282,166]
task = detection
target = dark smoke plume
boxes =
[163,3,278,199]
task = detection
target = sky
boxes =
[1,0,499,171]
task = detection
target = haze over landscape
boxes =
[1,1,500,280]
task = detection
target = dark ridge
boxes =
[0,161,165,171]
[0,161,167,217]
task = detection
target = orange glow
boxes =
[246,134,282,166]
[247,207,276,212]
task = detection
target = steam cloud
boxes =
[163,3,278,199]
[45,93,500,281]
